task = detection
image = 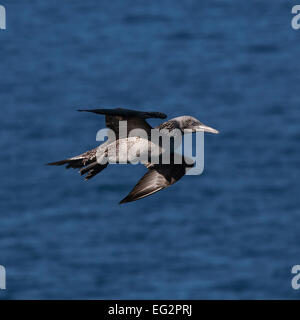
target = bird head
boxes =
[174,116,219,134]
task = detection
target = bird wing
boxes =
[78,108,167,139]
[119,161,188,204]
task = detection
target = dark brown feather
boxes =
[78,108,167,139]
[119,158,192,204]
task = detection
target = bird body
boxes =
[96,136,162,165]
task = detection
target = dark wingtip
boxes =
[119,197,130,204]
[77,109,107,115]
[77,109,99,113]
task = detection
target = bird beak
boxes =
[197,124,219,134]
[186,124,219,134]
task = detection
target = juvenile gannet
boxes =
[47,108,218,203]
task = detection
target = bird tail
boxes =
[47,146,108,180]
[47,158,108,180]
[79,161,108,180]
[47,147,99,170]
[46,158,85,169]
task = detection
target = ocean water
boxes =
[1,0,300,299]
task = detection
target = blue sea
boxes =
[1,0,300,299]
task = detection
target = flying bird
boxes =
[47,108,218,203]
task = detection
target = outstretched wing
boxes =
[78,108,167,138]
[119,161,188,204]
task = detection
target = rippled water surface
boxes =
[1,0,300,299]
